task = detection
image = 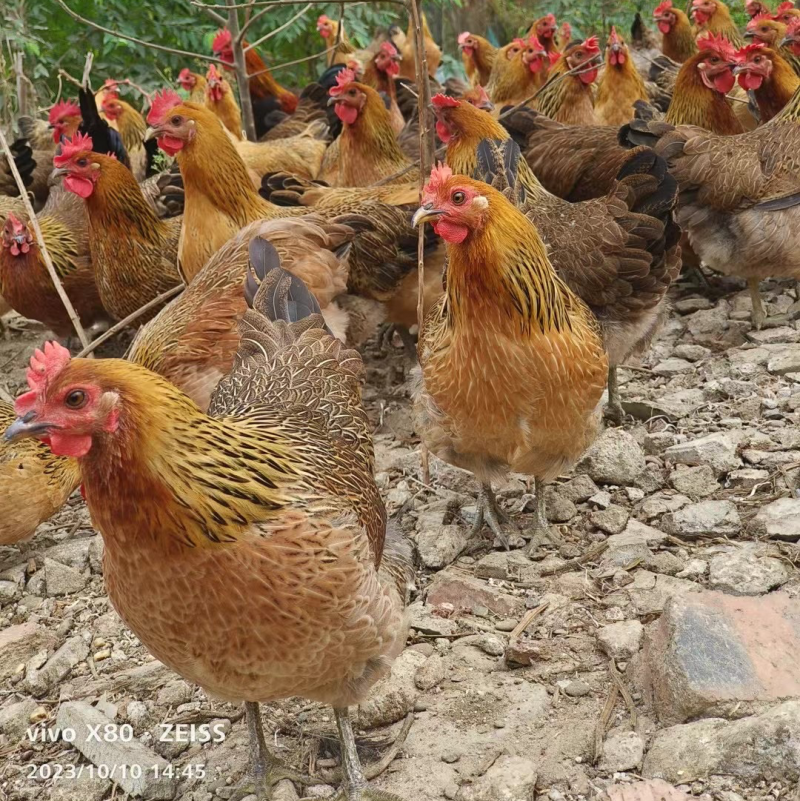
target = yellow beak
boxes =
[411,205,446,227]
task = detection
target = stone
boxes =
[653,358,693,376]
[45,538,92,570]
[640,493,690,521]
[623,518,667,547]
[644,701,800,782]
[597,620,644,660]
[602,531,652,568]
[674,297,712,314]
[663,433,740,476]
[767,346,800,375]
[557,475,599,503]
[616,571,700,617]
[0,698,39,741]
[48,774,111,801]
[407,602,458,637]
[751,498,800,541]
[673,344,709,362]
[457,755,537,801]
[647,552,685,576]
[0,622,56,681]
[57,701,177,798]
[543,487,577,522]
[563,680,591,697]
[675,559,707,579]
[662,501,740,539]
[474,551,533,582]
[669,465,719,500]
[727,468,770,490]
[577,429,647,486]
[605,779,691,801]
[600,731,645,772]
[472,633,505,657]
[0,580,20,605]
[25,636,89,697]
[358,649,426,728]
[416,524,468,569]
[427,571,524,617]
[641,591,800,724]
[708,545,789,596]
[40,557,87,596]
[156,679,194,707]
[415,654,447,691]
[590,505,630,535]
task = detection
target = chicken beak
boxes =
[327,96,340,107]
[412,204,446,227]
[144,126,160,142]
[4,412,53,444]
[50,167,68,182]
[743,30,755,39]
[781,35,793,48]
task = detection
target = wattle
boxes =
[64,174,95,199]
[579,67,598,85]
[658,21,671,34]
[434,219,469,244]
[462,46,474,56]
[713,70,735,94]
[157,135,185,156]
[610,52,626,66]
[386,62,400,76]
[435,120,451,142]
[334,103,359,125]
[738,71,763,91]
[49,432,93,458]
[693,10,709,24]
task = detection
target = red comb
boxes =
[380,41,399,55]
[5,212,25,235]
[212,28,232,53]
[697,31,736,60]
[147,88,183,125]
[749,11,773,23]
[318,14,330,23]
[458,31,471,45]
[776,1,794,11]
[432,93,459,108]
[25,341,72,393]
[206,64,222,82]
[424,162,454,195]
[512,37,526,49]
[583,35,600,52]
[654,0,673,14]
[609,26,621,44]
[178,67,193,82]
[543,13,556,24]
[527,34,546,50]
[736,41,767,59]
[48,99,80,125]
[53,133,93,167]
[329,68,356,97]
[789,17,800,31]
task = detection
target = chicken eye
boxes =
[452,191,466,205]
[76,158,87,167]
[171,115,181,125]
[65,390,87,409]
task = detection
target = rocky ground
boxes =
[2,272,800,801]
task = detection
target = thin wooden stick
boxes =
[0,130,91,351]
[80,52,94,88]
[75,285,185,359]
[243,3,312,50]
[55,0,226,65]
[193,0,404,8]
[251,42,338,75]
[226,0,258,141]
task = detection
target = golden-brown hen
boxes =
[534,38,601,125]
[458,31,497,88]
[596,28,649,126]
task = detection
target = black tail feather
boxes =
[78,87,130,168]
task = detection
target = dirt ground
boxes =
[1,271,799,801]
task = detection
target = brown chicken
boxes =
[691,0,745,46]
[4,257,412,801]
[128,217,353,409]
[411,166,607,545]
[434,94,681,423]
[774,1,800,25]
[458,31,497,87]
[735,42,800,120]
[204,64,242,138]
[596,27,649,126]
[391,13,441,80]
[0,395,79,545]
[624,84,800,328]
[528,14,562,55]
[745,14,800,75]
[535,37,601,125]
[316,15,358,67]
[747,0,773,18]
[485,40,527,101]
[654,0,698,63]
[489,36,556,109]
[362,41,405,133]
[53,133,182,320]
[100,85,151,181]
[0,190,107,338]
[178,68,207,103]
[784,18,800,63]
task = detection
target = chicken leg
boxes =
[748,277,766,331]
[525,478,562,553]
[469,482,512,550]
[231,702,313,801]
[605,366,625,425]
[327,708,407,801]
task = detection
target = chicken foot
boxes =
[604,366,625,425]
[325,707,407,801]
[230,702,314,801]
[748,277,767,331]
[525,478,562,555]
[468,482,512,551]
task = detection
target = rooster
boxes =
[0,397,79,545]
[49,99,82,144]
[412,165,608,546]
[212,28,299,138]
[653,0,698,63]
[177,68,207,103]
[535,37,601,125]
[53,132,182,320]
[746,13,800,75]
[596,27,649,126]
[433,94,680,424]
[735,42,800,120]
[4,254,412,801]
[691,0,745,46]
[623,83,800,328]
[458,31,497,87]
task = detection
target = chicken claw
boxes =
[525,478,563,554]
[748,277,766,331]
[469,483,512,550]
[604,366,625,426]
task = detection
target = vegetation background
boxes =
[1,0,748,125]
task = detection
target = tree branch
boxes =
[247,43,337,75]
[237,4,272,40]
[193,0,404,8]
[243,3,312,51]
[226,0,258,141]
[55,0,226,65]
[0,130,91,352]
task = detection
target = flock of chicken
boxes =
[1,1,800,798]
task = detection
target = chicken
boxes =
[745,14,800,75]
[622,84,800,329]
[485,40,527,100]
[49,99,82,144]
[691,0,745,46]
[661,33,743,133]
[363,42,406,133]
[489,36,555,109]
[316,15,358,67]
[237,123,330,184]
[0,397,79,545]
[747,0,773,18]
[212,28,299,138]
[178,68,207,103]
[52,132,182,321]
[433,93,681,423]
[774,1,800,25]
[0,189,107,338]
[204,64,242,138]
[784,18,800,63]
[534,37,601,125]
[653,1,698,63]
[4,257,412,801]
[735,42,800,120]
[128,217,353,409]
[100,86,155,181]
[390,13,441,80]
[596,27,649,126]
[411,165,607,546]
[458,31,497,87]
[527,14,562,55]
